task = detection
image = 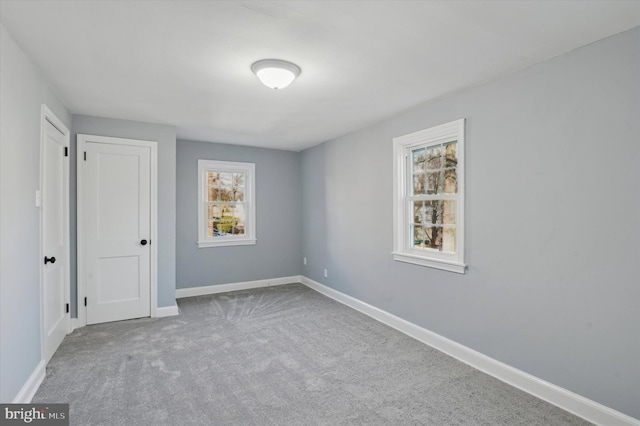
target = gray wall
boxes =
[71,115,177,312]
[301,28,640,419]
[0,24,71,401]
[177,140,301,288]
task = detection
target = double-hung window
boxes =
[197,159,256,248]
[392,119,466,273]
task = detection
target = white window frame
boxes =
[392,118,466,274]
[197,159,256,248]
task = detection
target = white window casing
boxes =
[392,119,466,274]
[197,159,256,248]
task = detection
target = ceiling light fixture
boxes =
[251,59,301,90]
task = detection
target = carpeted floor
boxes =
[33,283,592,425]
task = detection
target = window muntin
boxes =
[198,160,255,248]
[392,119,465,273]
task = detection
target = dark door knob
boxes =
[44,256,56,265]
[140,239,148,246]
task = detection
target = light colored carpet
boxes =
[33,283,592,425]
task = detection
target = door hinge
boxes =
[84,297,87,306]
[64,147,68,157]
[65,303,69,314]
[84,151,87,161]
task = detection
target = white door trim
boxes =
[39,104,70,360]
[76,134,158,327]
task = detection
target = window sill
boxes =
[198,238,256,248]
[392,252,466,274]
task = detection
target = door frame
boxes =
[40,104,71,360]
[76,134,158,327]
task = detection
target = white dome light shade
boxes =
[251,59,301,90]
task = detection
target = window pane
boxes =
[208,204,222,221]
[414,225,445,250]
[207,205,221,237]
[413,173,425,195]
[208,187,219,201]
[233,203,245,220]
[424,200,443,225]
[219,172,233,187]
[233,173,245,187]
[219,188,232,202]
[412,225,427,248]
[426,171,443,194]
[443,227,456,253]
[444,169,457,194]
[413,201,425,224]
[424,226,443,251]
[412,148,425,172]
[232,204,245,235]
[213,203,232,234]
[207,172,219,187]
[426,145,442,169]
[443,200,456,225]
[444,142,457,168]
[233,188,244,201]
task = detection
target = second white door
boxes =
[42,107,70,362]
[79,135,154,325]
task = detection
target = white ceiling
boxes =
[1,1,639,151]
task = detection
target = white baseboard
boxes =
[153,304,180,318]
[12,360,46,403]
[70,317,82,332]
[299,276,640,426]
[175,276,301,299]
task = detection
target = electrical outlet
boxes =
[303,257,307,265]
[324,268,328,278]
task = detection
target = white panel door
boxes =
[83,141,151,325]
[42,114,69,362]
